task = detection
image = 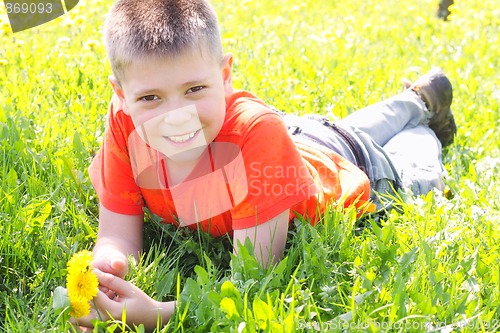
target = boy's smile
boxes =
[110,49,233,166]
[166,129,199,143]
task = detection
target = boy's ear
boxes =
[221,53,234,96]
[109,76,130,114]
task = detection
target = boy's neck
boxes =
[163,158,199,186]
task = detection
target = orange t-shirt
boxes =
[89,90,370,237]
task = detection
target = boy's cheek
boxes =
[129,110,164,129]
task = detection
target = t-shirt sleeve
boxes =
[231,111,318,229]
[88,96,144,215]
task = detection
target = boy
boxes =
[76,0,456,329]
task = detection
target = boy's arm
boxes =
[92,204,144,278]
[233,209,290,268]
[77,206,174,330]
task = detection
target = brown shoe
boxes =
[411,68,456,147]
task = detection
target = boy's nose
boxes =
[162,104,197,125]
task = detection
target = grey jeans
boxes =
[282,89,445,210]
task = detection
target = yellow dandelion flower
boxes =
[2,21,11,34]
[69,294,91,318]
[62,17,74,27]
[66,250,99,315]
[74,16,85,24]
[67,250,93,274]
[84,39,101,51]
[67,268,99,301]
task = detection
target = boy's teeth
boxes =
[167,131,196,143]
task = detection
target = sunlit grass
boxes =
[1,0,499,331]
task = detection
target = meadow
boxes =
[1,0,499,331]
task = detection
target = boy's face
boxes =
[110,50,233,165]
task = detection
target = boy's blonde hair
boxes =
[104,0,223,82]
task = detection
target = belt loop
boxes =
[323,120,369,177]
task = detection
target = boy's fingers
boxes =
[98,285,116,300]
[95,269,135,296]
[110,258,128,277]
[93,256,128,278]
[92,288,118,310]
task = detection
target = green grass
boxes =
[1,0,500,331]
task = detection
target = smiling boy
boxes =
[78,0,456,329]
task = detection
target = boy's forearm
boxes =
[92,206,144,277]
[94,204,144,260]
[233,209,290,268]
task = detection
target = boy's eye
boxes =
[140,95,159,102]
[186,86,205,93]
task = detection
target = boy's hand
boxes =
[92,250,129,278]
[92,204,145,279]
[73,270,175,331]
[92,248,129,299]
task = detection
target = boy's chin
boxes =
[162,145,208,164]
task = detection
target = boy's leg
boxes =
[334,68,455,205]
[337,90,429,147]
[382,125,445,195]
[337,68,456,148]
[280,68,454,208]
